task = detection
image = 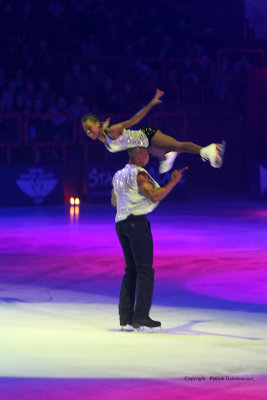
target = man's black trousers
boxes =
[116,214,154,321]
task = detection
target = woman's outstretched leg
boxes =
[151,130,202,153]
[148,146,179,174]
[151,130,224,172]
[148,147,166,160]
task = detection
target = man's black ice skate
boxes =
[120,315,134,331]
[133,317,161,330]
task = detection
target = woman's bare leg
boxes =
[148,145,178,173]
[151,129,225,170]
[151,130,202,154]
[148,146,166,160]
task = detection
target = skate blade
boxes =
[120,324,134,332]
[134,326,162,333]
[220,140,226,158]
[215,140,226,168]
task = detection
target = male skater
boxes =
[111,147,187,330]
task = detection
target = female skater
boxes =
[82,89,225,173]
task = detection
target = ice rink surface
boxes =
[0,201,266,399]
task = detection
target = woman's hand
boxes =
[102,117,111,129]
[151,89,165,105]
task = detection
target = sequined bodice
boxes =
[104,129,149,152]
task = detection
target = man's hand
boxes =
[171,167,188,185]
[137,166,188,203]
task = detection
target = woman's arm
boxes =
[109,89,164,136]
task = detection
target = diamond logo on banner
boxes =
[16,168,58,204]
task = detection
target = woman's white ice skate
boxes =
[159,152,178,173]
[200,141,226,168]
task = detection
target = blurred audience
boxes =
[0,0,263,163]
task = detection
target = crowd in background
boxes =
[0,0,265,153]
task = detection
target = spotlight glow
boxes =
[70,197,75,205]
[70,206,74,220]
[75,198,80,205]
[70,205,79,222]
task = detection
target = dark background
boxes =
[0,0,266,205]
